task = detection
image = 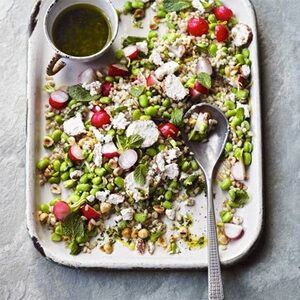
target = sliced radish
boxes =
[232,24,253,47]
[91,110,111,128]
[196,57,213,75]
[146,74,159,86]
[237,74,246,88]
[68,144,84,162]
[81,204,101,220]
[194,80,209,94]
[91,105,101,113]
[123,45,139,60]
[231,161,246,181]
[223,223,244,240]
[101,81,113,96]
[118,149,138,170]
[49,90,69,109]
[102,142,119,158]
[53,201,71,221]
[78,68,96,84]
[189,88,201,98]
[107,64,129,77]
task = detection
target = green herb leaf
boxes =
[127,134,144,149]
[116,135,128,151]
[163,0,192,12]
[134,164,148,185]
[130,85,144,98]
[68,85,100,102]
[62,212,85,240]
[150,231,164,243]
[170,108,184,126]
[197,72,212,89]
[122,36,147,47]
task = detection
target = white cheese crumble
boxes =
[149,49,163,66]
[95,190,110,202]
[112,112,130,130]
[232,24,252,47]
[93,143,102,167]
[107,193,125,204]
[165,163,179,179]
[164,149,178,163]
[164,74,188,101]
[70,170,83,179]
[165,208,176,220]
[92,127,104,142]
[120,208,134,220]
[125,172,149,202]
[82,81,102,96]
[154,61,179,80]
[136,41,148,55]
[63,113,86,136]
[126,120,159,148]
[86,195,95,203]
[241,65,251,78]
[192,0,205,13]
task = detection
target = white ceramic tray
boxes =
[26,0,263,268]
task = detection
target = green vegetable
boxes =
[67,85,100,102]
[134,164,148,185]
[138,94,149,107]
[132,109,141,120]
[144,106,158,116]
[220,211,233,223]
[163,0,192,12]
[198,72,212,89]
[116,134,144,150]
[221,178,232,191]
[40,203,50,213]
[36,158,49,171]
[114,176,125,188]
[130,85,144,98]
[122,36,147,47]
[150,231,164,243]
[69,240,81,255]
[62,212,85,241]
[162,200,172,209]
[134,212,147,223]
[170,108,184,126]
[51,232,62,242]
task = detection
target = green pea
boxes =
[220,211,233,223]
[63,179,76,189]
[221,178,232,191]
[76,183,91,192]
[229,190,236,200]
[208,14,217,23]
[40,203,50,213]
[157,10,166,18]
[55,223,63,235]
[76,234,89,244]
[61,132,69,142]
[183,175,197,188]
[134,212,147,223]
[95,167,107,177]
[162,111,171,119]
[36,158,50,171]
[52,160,60,172]
[144,106,158,116]
[243,152,252,166]
[132,0,144,9]
[158,144,166,152]
[87,153,94,162]
[100,97,111,104]
[208,44,218,56]
[124,1,133,12]
[236,129,244,137]
[104,76,114,83]
[52,129,62,143]
[60,161,69,172]
[235,89,249,101]
[235,54,245,64]
[93,203,100,211]
[140,115,151,120]
[131,109,141,120]
[132,68,140,76]
[146,148,157,157]
[69,193,80,203]
[209,23,216,30]
[169,180,178,190]
[148,30,158,39]
[231,116,243,128]
[106,183,114,191]
[165,190,173,201]
[225,109,237,118]
[221,47,228,54]
[68,99,77,108]
[104,163,113,173]
[242,48,250,58]
[49,197,60,206]
[54,115,63,124]
[60,171,70,181]
[48,177,60,184]
[224,100,236,110]
[233,148,243,161]
[118,220,127,230]
[190,160,198,170]
[115,49,124,60]
[243,141,253,153]
[225,142,233,153]
[90,188,100,196]
[114,177,125,188]
[51,233,62,242]
[92,176,102,185]
[181,161,191,172]
[162,201,172,209]
[241,120,250,130]
[79,174,89,184]
[228,200,240,208]
[139,94,149,108]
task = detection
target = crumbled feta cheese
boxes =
[154,61,179,80]
[165,163,179,179]
[92,127,104,142]
[192,0,205,13]
[112,112,130,130]
[95,191,110,202]
[82,81,102,96]
[107,193,125,204]
[103,134,112,143]
[232,215,243,225]
[126,120,159,148]
[136,41,148,55]
[120,208,134,220]
[168,45,186,58]
[155,153,166,172]
[165,208,176,220]
[164,74,188,101]
[63,113,86,136]
[125,172,149,202]
[86,195,95,203]
[70,170,83,179]
[240,65,251,78]
[93,143,102,167]
[149,49,163,66]
[164,149,178,163]
[232,24,253,47]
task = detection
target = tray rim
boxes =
[26,0,263,269]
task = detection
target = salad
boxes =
[37,0,253,256]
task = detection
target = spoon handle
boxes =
[207,178,224,300]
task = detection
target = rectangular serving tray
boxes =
[26,0,263,268]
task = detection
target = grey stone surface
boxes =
[0,0,299,299]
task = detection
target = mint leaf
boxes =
[198,72,212,89]
[134,164,148,185]
[127,134,144,149]
[122,36,147,47]
[170,108,184,126]
[116,135,128,151]
[130,85,144,98]
[163,0,192,12]
[68,85,100,102]
[62,212,85,239]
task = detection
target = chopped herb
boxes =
[68,84,100,102]
[122,36,147,47]
[116,134,144,150]
[170,108,184,126]
[197,72,212,89]
[62,212,85,240]
[130,85,144,98]
[163,0,192,12]
[134,164,148,185]
[150,231,164,243]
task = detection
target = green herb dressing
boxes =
[52,4,111,57]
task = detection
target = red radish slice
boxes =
[53,201,71,221]
[101,81,113,96]
[189,88,200,98]
[223,223,244,240]
[78,68,96,84]
[118,149,138,170]
[91,110,111,128]
[68,144,84,162]
[102,142,119,158]
[123,45,139,60]
[215,24,229,42]
[146,74,159,86]
[196,57,213,75]
[187,17,209,36]
[159,123,179,138]
[49,90,69,109]
[81,204,101,220]
[213,6,233,21]
[194,80,209,94]
[237,75,246,88]
[107,64,129,77]
[231,161,246,181]
[91,105,101,113]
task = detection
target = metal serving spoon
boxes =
[182,103,229,300]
